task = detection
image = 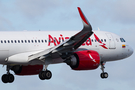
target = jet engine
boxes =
[67,50,100,70]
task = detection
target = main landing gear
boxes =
[1,65,52,83]
[1,66,14,83]
[100,62,108,79]
[38,65,52,80]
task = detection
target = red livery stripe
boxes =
[77,7,89,25]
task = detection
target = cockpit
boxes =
[120,38,126,42]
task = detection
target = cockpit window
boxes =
[120,38,126,42]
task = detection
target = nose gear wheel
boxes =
[100,62,108,79]
[100,72,108,79]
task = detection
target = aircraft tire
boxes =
[8,74,15,83]
[39,71,46,80]
[1,74,14,83]
[100,73,104,78]
[1,74,8,83]
[45,70,52,80]
[100,72,108,79]
[104,72,108,78]
[39,70,52,80]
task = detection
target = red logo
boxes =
[48,34,108,49]
[94,34,108,49]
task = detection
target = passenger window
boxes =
[95,39,97,42]
[8,40,10,43]
[104,39,106,42]
[45,40,47,43]
[38,40,40,43]
[28,40,30,43]
[35,40,37,43]
[21,40,23,43]
[101,39,103,42]
[11,40,13,43]
[98,39,100,42]
[1,40,3,43]
[59,40,61,43]
[18,40,20,43]
[31,40,33,43]
[25,40,27,43]
[4,40,6,43]
[41,40,44,43]
[91,39,93,42]
[14,40,17,43]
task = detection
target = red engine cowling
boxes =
[70,50,100,70]
[14,65,43,75]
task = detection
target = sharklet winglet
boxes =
[77,7,91,28]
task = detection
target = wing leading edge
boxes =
[28,7,93,62]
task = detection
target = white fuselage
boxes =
[0,30,133,65]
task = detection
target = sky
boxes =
[0,0,135,90]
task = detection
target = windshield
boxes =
[120,38,126,42]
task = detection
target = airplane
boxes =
[0,7,133,83]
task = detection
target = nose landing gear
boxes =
[100,62,108,79]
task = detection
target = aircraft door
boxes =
[106,33,116,49]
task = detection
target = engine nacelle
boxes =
[11,65,43,75]
[69,50,100,70]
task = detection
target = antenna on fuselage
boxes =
[98,27,100,31]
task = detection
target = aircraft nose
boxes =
[127,45,134,57]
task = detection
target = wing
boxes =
[28,7,93,62]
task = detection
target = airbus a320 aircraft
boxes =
[0,7,133,83]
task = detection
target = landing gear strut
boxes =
[1,65,15,83]
[100,62,108,79]
[38,65,52,80]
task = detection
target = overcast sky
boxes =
[0,0,135,90]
